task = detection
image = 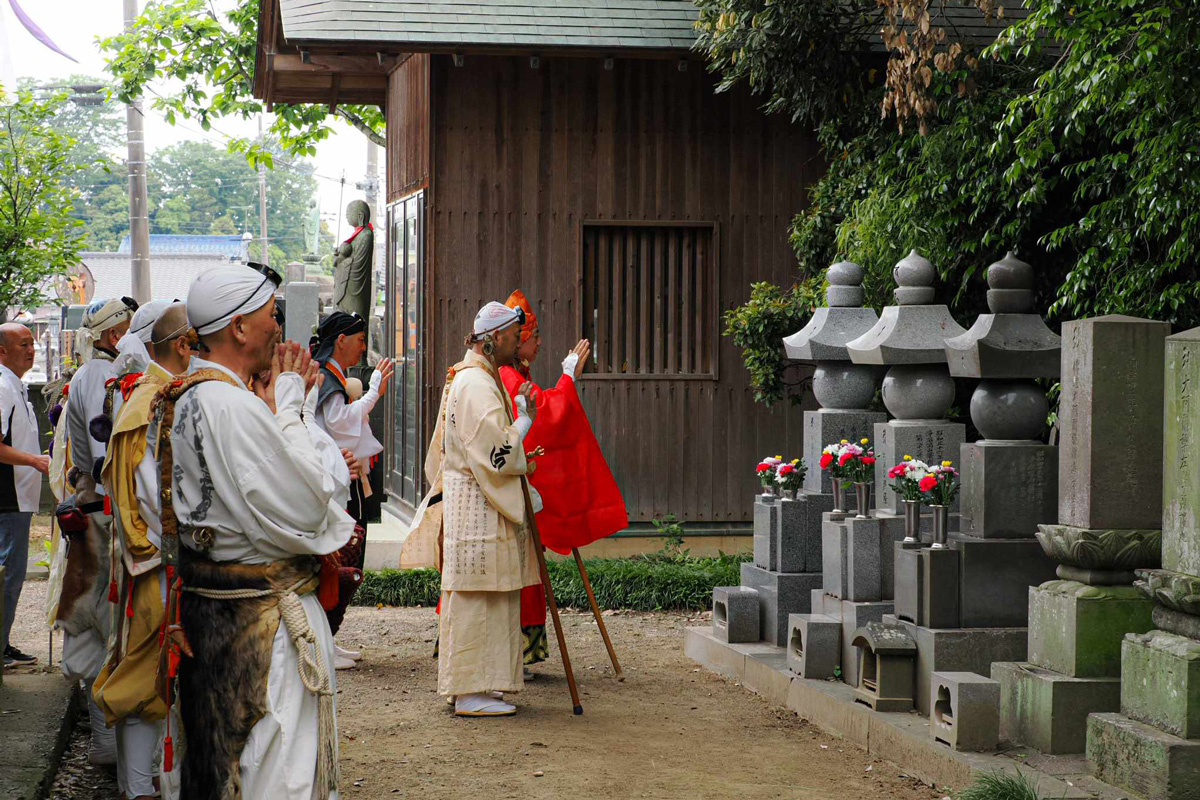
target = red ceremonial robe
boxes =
[501,364,628,627]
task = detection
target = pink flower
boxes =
[919,474,937,492]
[820,453,834,469]
[757,464,772,474]
[838,452,853,467]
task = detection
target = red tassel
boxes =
[125,582,135,618]
[103,495,112,516]
[163,736,173,772]
[108,580,119,604]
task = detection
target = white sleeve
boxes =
[320,391,378,452]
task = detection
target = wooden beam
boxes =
[328,74,341,112]
[270,53,394,75]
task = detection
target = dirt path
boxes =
[10,584,941,799]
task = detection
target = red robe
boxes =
[501,364,628,627]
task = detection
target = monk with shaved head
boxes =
[0,322,48,669]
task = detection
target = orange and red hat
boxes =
[505,290,538,343]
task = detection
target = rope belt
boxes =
[183,574,339,797]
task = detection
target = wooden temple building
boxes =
[253,0,824,536]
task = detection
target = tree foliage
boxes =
[0,91,88,314]
[700,0,1200,405]
[722,280,823,405]
[100,0,384,166]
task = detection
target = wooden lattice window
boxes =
[579,222,718,379]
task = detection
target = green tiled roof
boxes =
[279,0,701,50]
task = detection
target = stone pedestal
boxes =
[284,281,320,346]
[873,421,966,514]
[993,662,1120,754]
[959,441,1057,538]
[787,613,841,679]
[803,409,887,494]
[712,586,760,644]
[821,513,906,603]
[953,534,1059,628]
[1026,581,1155,678]
[739,563,822,647]
[1088,713,1200,800]
[1120,631,1200,739]
[753,495,779,571]
[779,493,829,573]
[931,671,1001,752]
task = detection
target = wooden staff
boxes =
[485,353,583,715]
[572,547,624,681]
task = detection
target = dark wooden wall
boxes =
[386,54,431,199]
[389,54,824,525]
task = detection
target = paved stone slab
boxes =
[1027,580,1155,678]
[0,672,78,800]
[993,661,1119,754]
[1058,315,1170,531]
[960,441,1057,539]
[1088,712,1200,800]
[1121,631,1200,739]
[931,671,1000,752]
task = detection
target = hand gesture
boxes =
[570,339,591,374]
[251,370,276,414]
[30,454,50,475]
[275,340,319,395]
[373,358,395,394]
[518,381,538,423]
[341,448,359,478]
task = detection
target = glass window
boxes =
[387,192,424,506]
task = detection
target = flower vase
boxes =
[854,482,871,519]
[784,488,798,501]
[902,499,921,542]
[832,481,846,514]
[930,505,949,549]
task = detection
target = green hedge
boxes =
[352,553,751,612]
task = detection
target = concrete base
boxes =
[992,661,1120,754]
[1027,580,1155,678]
[684,626,1124,798]
[950,534,1059,627]
[739,563,822,647]
[886,615,1028,716]
[1120,631,1200,739]
[1088,712,1200,800]
[712,586,761,644]
[873,420,966,514]
[931,671,1000,752]
[787,613,841,679]
[778,491,831,573]
[822,514,907,603]
[959,441,1057,539]
[753,495,780,570]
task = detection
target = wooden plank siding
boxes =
[386,54,431,200]
[393,54,823,525]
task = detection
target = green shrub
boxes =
[352,552,752,612]
[956,770,1052,800]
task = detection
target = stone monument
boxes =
[1088,326,1200,799]
[712,262,882,658]
[993,314,1167,754]
[879,252,1060,717]
[334,199,374,322]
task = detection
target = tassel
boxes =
[163,736,174,772]
[89,413,113,444]
[108,580,119,604]
[126,582,135,618]
[103,495,112,516]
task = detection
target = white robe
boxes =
[314,362,383,461]
[166,358,354,800]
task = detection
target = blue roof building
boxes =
[118,234,246,260]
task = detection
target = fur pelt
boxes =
[177,554,319,800]
[55,476,112,638]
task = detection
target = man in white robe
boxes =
[424,302,541,717]
[160,264,354,799]
[61,296,133,764]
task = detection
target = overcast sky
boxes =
[0,0,373,243]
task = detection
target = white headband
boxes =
[473,301,521,336]
[187,266,276,336]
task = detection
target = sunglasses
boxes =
[246,262,283,288]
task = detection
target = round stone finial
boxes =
[986,251,1034,313]
[826,260,865,307]
[893,249,936,305]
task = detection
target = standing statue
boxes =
[334,199,373,321]
[303,197,321,258]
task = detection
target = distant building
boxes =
[81,252,235,302]
[118,234,246,260]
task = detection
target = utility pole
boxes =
[258,114,269,264]
[123,0,151,303]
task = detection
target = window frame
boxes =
[575,219,721,382]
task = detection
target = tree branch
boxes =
[335,107,385,147]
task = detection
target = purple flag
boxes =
[8,0,77,63]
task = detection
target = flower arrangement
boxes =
[776,459,807,493]
[756,455,783,491]
[919,460,960,506]
[887,455,930,502]
[836,438,877,484]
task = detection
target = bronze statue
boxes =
[333,199,373,321]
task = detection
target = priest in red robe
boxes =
[500,290,628,673]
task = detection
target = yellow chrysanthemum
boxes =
[775,454,783,460]
[941,460,953,468]
[860,438,869,445]
[840,439,848,444]
[903,455,912,461]
[791,459,800,464]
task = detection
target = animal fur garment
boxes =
[176,554,319,800]
[55,476,112,637]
